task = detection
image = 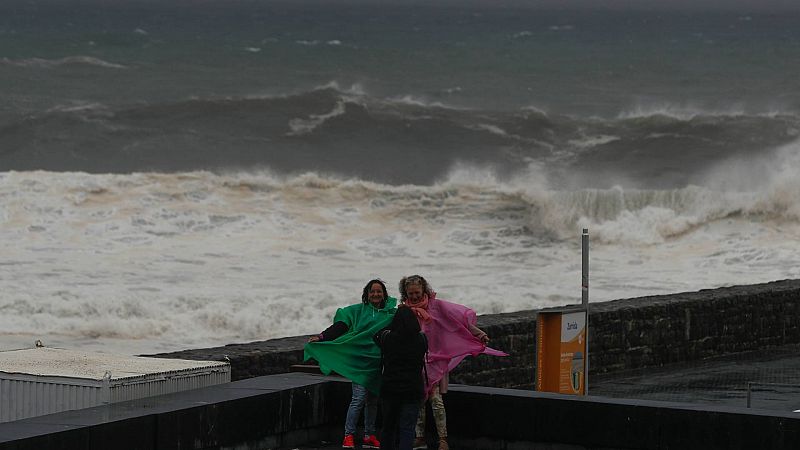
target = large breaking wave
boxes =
[1,158,799,354]
[1,84,798,188]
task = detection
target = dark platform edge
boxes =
[1,372,798,450]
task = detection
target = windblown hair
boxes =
[362,279,389,307]
[398,274,434,302]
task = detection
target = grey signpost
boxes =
[582,228,589,394]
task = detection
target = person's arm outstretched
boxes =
[308,321,349,342]
[468,324,490,344]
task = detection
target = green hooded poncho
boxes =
[304,297,397,395]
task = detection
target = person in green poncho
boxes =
[305,279,398,449]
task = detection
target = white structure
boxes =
[0,347,230,423]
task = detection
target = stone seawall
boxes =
[152,279,800,388]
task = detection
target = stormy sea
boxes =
[1,0,799,354]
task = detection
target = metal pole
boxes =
[582,228,589,306]
[582,228,589,395]
[745,381,800,408]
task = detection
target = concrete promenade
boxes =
[590,342,800,411]
[295,343,800,449]
[2,346,800,449]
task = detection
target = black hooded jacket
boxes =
[373,307,428,400]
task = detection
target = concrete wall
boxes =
[587,279,800,374]
[444,385,800,450]
[0,373,350,450]
[152,279,800,389]
[2,374,798,450]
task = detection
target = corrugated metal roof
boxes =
[0,347,227,381]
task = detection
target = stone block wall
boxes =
[587,280,800,375]
[151,279,800,388]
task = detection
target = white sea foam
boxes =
[520,105,550,116]
[315,80,368,97]
[472,123,511,137]
[567,134,621,149]
[45,102,113,118]
[286,101,348,136]
[388,95,451,109]
[615,102,772,121]
[295,39,343,47]
[467,123,546,146]
[702,139,800,218]
[0,167,797,355]
[0,56,127,69]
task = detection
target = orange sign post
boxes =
[535,308,588,395]
[536,229,590,395]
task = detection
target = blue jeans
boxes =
[344,383,378,436]
[380,397,421,450]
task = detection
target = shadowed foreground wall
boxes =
[153,279,800,388]
[1,374,798,450]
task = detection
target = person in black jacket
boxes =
[374,306,428,450]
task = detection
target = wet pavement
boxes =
[293,343,800,448]
[589,343,800,411]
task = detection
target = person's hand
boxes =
[308,335,321,343]
[478,333,490,344]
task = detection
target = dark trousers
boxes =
[380,396,421,450]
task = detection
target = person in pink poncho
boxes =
[399,275,507,450]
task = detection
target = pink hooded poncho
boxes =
[414,295,507,397]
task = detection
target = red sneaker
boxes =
[342,434,355,449]
[362,434,381,449]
